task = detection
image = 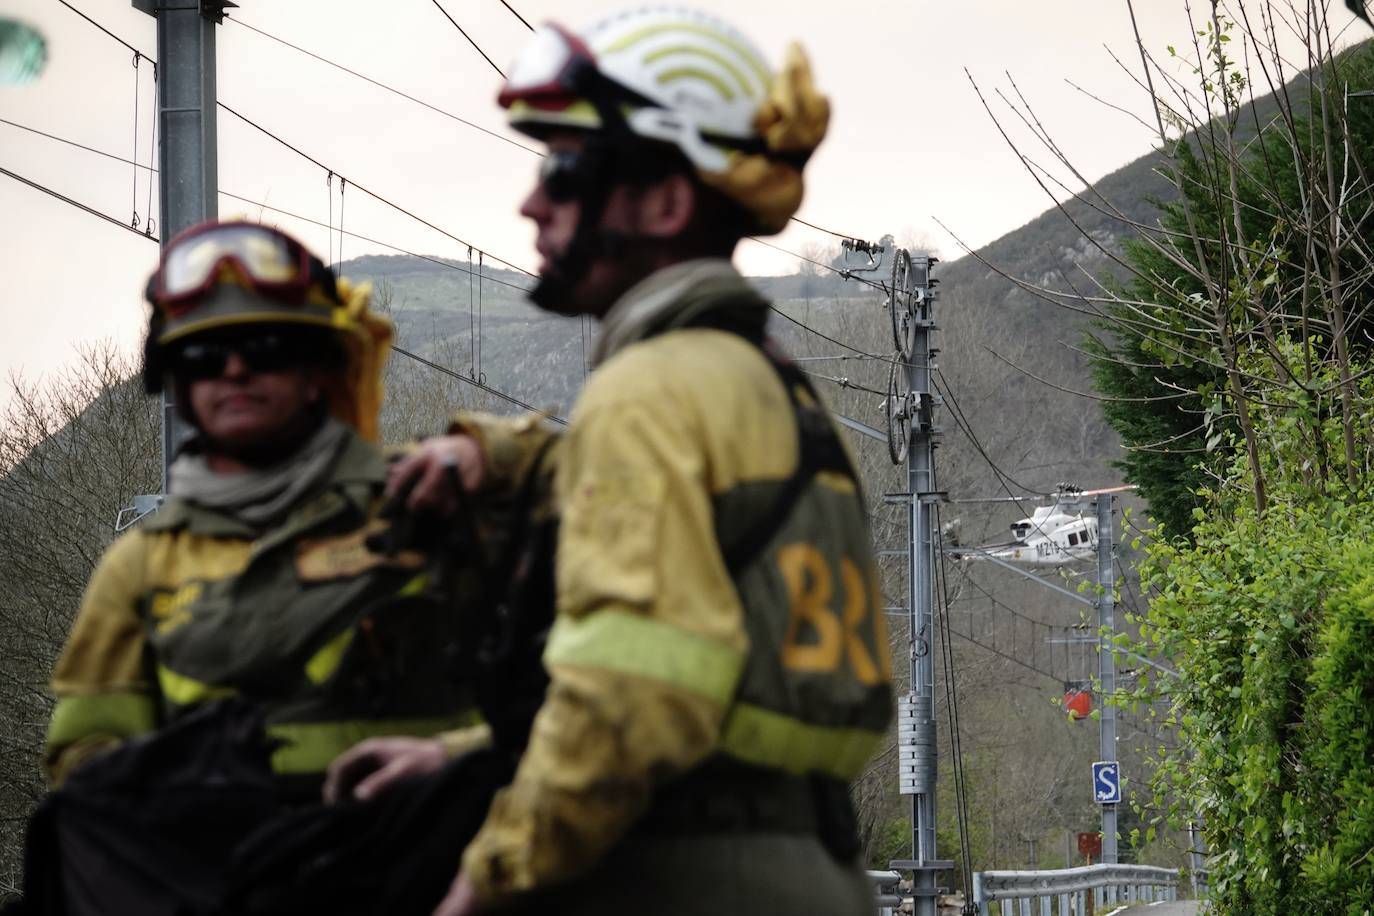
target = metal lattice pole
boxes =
[1098,495,1118,864]
[120,0,223,530]
[892,255,950,914]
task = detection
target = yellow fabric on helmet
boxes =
[699,43,829,234]
[325,277,394,442]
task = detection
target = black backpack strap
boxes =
[679,304,861,577]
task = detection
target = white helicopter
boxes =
[944,485,1136,567]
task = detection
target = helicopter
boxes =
[943,485,1136,567]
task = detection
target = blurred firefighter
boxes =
[329,8,894,915]
[46,220,479,796]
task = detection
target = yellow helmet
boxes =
[143,220,394,441]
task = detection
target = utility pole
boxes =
[886,252,951,916]
[1097,494,1118,864]
[1188,821,1206,896]
[118,0,228,530]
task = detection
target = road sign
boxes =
[1077,832,1102,862]
[1092,761,1121,804]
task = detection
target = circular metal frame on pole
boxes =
[886,356,911,464]
[890,248,917,359]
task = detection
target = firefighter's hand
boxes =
[432,871,481,916]
[387,435,486,516]
[322,736,447,803]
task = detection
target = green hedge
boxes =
[1132,480,1374,915]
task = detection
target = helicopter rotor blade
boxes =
[1062,484,1138,497]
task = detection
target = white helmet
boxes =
[498,6,829,235]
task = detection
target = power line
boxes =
[934,372,1053,497]
[951,561,1077,633]
[934,503,976,897]
[496,0,534,31]
[0,163,159,242]
[0,116,153,172]
[747,236,888,294]
[932,369,1066,557]
[2,112,903,364]
[768,305,891,362]
[215,102,535,277]
[217,192,531,292]
[230,15,868,250]
[57,1,536,279]
[226,17,540,157]
[56,0,143,56]
[797,368,887,398]
[431,0,870,248]
[0,114,533,294]
[57,0,925,413]
[393,345,566,424]
[2,158,559,424]
[428,0,506,79]
[791,353,883,363]
[789,215,865,241]
[59,0,880,286]
[30,7,903,437]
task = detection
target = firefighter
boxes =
[44,220,479,797]
[327,8,894,915]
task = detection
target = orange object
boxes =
[1064,688,1092,721]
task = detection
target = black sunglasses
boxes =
[538,143,687,205]
[167,331,301,382]
[538,149,608,203]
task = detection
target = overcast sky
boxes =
[1,0,1366,402]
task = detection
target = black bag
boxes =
[221,747,515,916]
[6,699,281,916]
[9,442,558,916]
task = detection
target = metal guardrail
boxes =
[972,863,1180,915]
[868,869,903,915]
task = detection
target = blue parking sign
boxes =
[1092,761,1121,804]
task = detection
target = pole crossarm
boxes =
[943,547,1097,608]
[832,411,887,442]
[1120,649,1180,679]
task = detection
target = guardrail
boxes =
[971,863,1179,915]
[868,869,903,915]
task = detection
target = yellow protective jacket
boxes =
[452,260,893,904]
[46,430,477,788]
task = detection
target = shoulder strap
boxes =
[677,305,862,576]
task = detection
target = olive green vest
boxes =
[659,289,894,781]
[138,433,476,778]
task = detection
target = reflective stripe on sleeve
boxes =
[47,692,157,748]
[718,703,885,781]
[543,609,746,706]
[267,711,483,774]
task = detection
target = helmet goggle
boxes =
[150,221,337,315]
[497,24,598,111]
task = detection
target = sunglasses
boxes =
[167,331,301,382]
[537,149,609,203]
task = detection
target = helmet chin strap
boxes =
[528,85,657,316]
[528,179,621,316]
[528,137,643,316]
